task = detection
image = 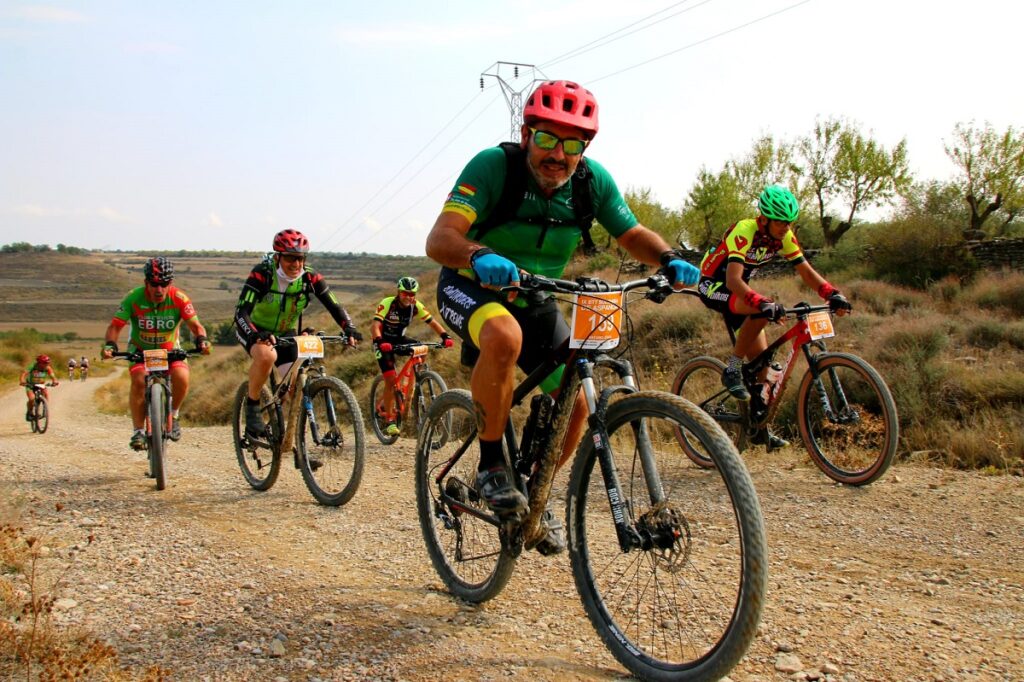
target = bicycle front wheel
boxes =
[671,356,748,466]
[148,383,168,491]
[368,374,399,445]
[231,382,282,491]
[412,370,447,432]
[298,377,365,506]
[568,391,766,681]
[415,389,516,603]
[33,398,48,434]
[797,352,899,486]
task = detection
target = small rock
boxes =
[53,598,78,610]
[776,653,804,674]
[268,639,285,658]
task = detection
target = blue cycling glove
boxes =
[470,248,519,286]
[660,250,700,287]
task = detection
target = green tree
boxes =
[944,121,1024,239]
[796,118,910,247]
[591,186,679,255]
[726,134,801,204]
[897,180,968,227]
[679,167,746,250]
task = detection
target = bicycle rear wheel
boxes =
[148,384,167,491]
[231,382,282,490]
[797,352,899,486]
[671,356,748,466]
[298,376,365,506]
[568,391,766,681]
[415,389,516,603]
[33,397,48,434]
[368,374,400,445]
[412,369,447,432]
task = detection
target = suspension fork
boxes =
[804,344,849,421]
[580,361,644,552]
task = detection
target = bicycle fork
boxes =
[806,349,859,425]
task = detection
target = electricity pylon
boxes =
[480,61,546,142]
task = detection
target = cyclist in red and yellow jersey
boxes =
[19,355,59,420]
[696,185,852,448]
[101,257,211,451]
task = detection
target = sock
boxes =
[171,409,180,418]
[478,438,505,472]
[727,355,743,372]
[246,396,260,406]
[133,428,145,436]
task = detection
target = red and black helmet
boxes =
[143,257,174,284]
[523,80,599,139]
[273,229,310,255]
[36,354,51,364]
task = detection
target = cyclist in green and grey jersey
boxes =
[234,229,363,439]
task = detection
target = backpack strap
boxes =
[471,142,597,253]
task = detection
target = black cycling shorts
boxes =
[235,328,299,367]
[696,276,746,336]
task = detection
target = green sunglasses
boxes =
[529,127,588,156]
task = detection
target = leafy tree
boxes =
[897,180,968,227]
[944,121,1024,238]
[590,186,679,255]
[726,134,801,204]
[679,167,746,249]
[795,117,911,247]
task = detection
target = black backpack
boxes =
[470,142,598,254]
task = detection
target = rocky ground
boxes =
[1,372,1022,681]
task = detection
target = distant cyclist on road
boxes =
[101,257,211,451]
[79,356,90,379]
[234,229,363,440]
[20,354,59,420]
[425,79,699,554]
[371,276,454,436]
[696,185,853,449]
[67,356,77,380]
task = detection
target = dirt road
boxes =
[1,373,1022,681]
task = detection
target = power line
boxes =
[541,0,716,71]
[589,0,816,84]
[318,90,495,253]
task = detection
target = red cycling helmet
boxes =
[273,229,310,255]
[36,354,51,365]
[523,80,599,139]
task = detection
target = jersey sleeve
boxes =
[415,300,433,323]
[441,147,506,225]
[779,230,805,263]
[724,220,758,261]
[586,158,638,238]
[374,297,392,323]
[112,290,134,325]
[172,287,198,321]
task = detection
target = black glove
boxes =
[759,300,787,322]
[195,335,211,354]
[346,327,364,342]
[828,292,852,313]
[256,329,274,342]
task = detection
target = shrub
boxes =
[866,217,976,288]
[846,279,926,316]
[963,270,1024,318]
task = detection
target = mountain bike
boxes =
[369,341,448,444]
[79,365,89,381]
[672,296,899,486]
[112,348,202,491]
[415,272,767,682]
[231,333,365,506]
[25,383,56,434]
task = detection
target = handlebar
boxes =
[272,333,354,348]
[385,341,447,356]
[677,289,834,320]
[503,272,678,302]
[111,348,202,363]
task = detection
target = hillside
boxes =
[0,250,434,338]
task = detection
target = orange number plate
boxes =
[570,292,623,350]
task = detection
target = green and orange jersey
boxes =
[24,363,55,385]
[699,218,806,282]
[109,285,198,351]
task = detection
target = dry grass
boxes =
[0,493,169,680]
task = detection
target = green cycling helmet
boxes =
[758,185,800,222]
[397,276,419,293]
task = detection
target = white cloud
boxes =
[8,5,87,23]
[205,212,223,228]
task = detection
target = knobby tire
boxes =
[231,381,282,491]
[298,376,365,506]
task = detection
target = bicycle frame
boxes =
[382,344,434,421]
[432,274,671,553]
[265,335,344,453]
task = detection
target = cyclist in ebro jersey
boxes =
[234,229,363,440]
[425,79,700,555]
[101,257,211,451]
[20,355,59,420]
[371,276,454,436]
[696,185,853,449]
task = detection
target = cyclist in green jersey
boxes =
[371,276,454,436]
[696,185,852,448]
[19,354,59,420]
[101,257,211,451]
[425,79,699,553]
[234,229,363,439]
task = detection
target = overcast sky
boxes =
[2,0,1021,255]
